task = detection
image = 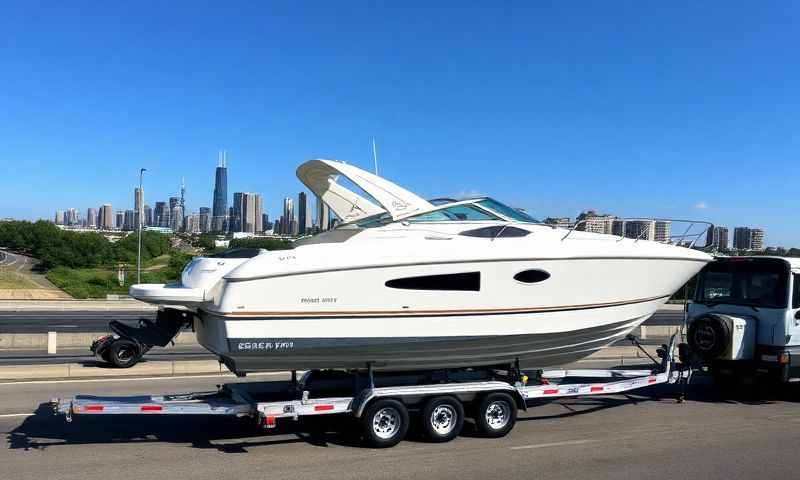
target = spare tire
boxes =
[687,314,731,361]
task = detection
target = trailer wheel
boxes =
[421,396,464,442]
[474,393,517,438]
[360,399,409,448]
[108,339,142,368]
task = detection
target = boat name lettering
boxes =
[237,341,295,351]
[300,297,338,304]
[278,255,296,261]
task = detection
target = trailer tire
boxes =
[108,339,142,368]
[474,392,516,438]
[360,399,409,448]
[421,396,464,442]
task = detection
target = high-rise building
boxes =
[316,195,330,231]
[86,208,97,228]
[123,210,135,231]
[199,207,211,233]
[706,226,729,250]
[100,204,114,230]
[134,187,144,229]
[154,201,167,228]
[577,215,615,234]
[734,227,751,250]
[212,151,228,232]
[185,213,201,233]
[232,192,263,233]
[232,192,245,232]
[261,213,270,233]
[55,210,64,225]
[654,221,671,243]
[298,192,310,235]
[750,228,764,251]
[170,205,183,231]
[143,204,153,227]
[169,197,181,231]
[66,208,78,226]
[115,211,125,230]
[282,197,294,235]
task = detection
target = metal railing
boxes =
[560,217,714,250]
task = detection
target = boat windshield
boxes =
[476,198,539,223]
[406,204,501,223]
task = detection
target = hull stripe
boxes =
[215,294,670,319]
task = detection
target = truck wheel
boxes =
[360,399,409,448]
[474,392,517,438]
[421,396,464,442]
[108,339,142,368]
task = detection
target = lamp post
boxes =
[136,168,146,284]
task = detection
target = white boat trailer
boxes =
[52,336,680,447]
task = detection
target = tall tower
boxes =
[180,178,186,221]
[211,150,229,232]
[298,192,308,235]
[134,187,144,229]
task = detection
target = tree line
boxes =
[0,220,172,270]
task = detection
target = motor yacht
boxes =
[131,159,713,374]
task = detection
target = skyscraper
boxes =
[232,192,245,232]
[232,192,263,233]
[143,205,153,227]
[261,213,270,233]
[212,151,228,232]
[100,204,114,230]
[706,226,729,250]
[123,210,135,231]
[115,211,124,230]
[67,208,78,226]
[169,197,181,231]
[199,207,211,233]
[134,187,144,230]
[154,201,167,227]
[316,195,330,231]
[55,210,64,225]
[298,192,309,235]
[282,197,294,235]
[87,208,97,228]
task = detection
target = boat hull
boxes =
[195,298,664,373]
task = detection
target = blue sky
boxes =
[1,2,798,245]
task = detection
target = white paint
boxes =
[47,331,57,354]
[0,413,34,418]
[509,439,597,450]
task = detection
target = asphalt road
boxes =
[0,309,157,333]
[1,374,798,480]
[0,309,688,334]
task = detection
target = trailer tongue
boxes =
[52,336,680,448]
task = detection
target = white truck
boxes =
[685,256,800,385]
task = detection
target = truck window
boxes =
[794,274,800,309]
[696,259,789,309]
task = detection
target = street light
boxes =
[137,168,146,284]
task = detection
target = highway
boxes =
[1,374,798,480]
[0,308,688,333]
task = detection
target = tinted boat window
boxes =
[207,248,262,258]
[460,226,530,238]
[386,272,480,291]
[407,205,500,223]
[514,270,551,284]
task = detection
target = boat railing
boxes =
[560,217,715,250]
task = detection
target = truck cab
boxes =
[687,256,800,383]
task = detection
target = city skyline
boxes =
[2,4,799,245]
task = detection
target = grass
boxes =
[0,268,42,289]
[46,265,181,299]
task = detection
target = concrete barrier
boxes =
[0,331,198,350]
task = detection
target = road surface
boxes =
[1,374,798,480]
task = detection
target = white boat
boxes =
[131,159,713,374]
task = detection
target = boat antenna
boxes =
[372,138,379,176]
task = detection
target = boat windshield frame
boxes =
[346,197,540,229]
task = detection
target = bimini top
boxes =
[297,159,433,223]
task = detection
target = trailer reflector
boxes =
[314,405,334,412]
[141,405,163,412]
[263,416,276,428]
[543,389,559,395]
[83,405,104,412]
[648,376,657,384]
[590,386,603,392]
